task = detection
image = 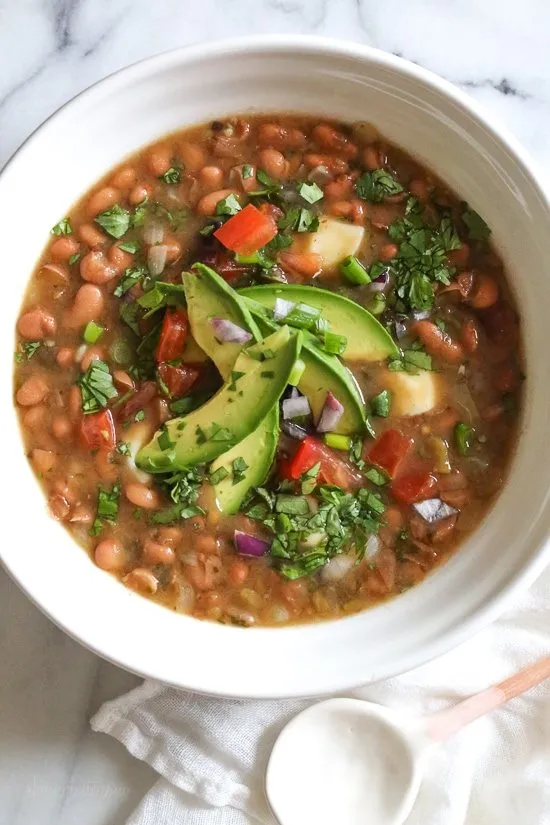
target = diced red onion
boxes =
[395,320,407,340]
[307,165,332,185]
[321,553,354,582]
[365,534,381,559]
[367,269,390,293]
[317,391,344,433]
[143,220,165,245]
[282,395,311,420]
[281,420,308,440]
[147,244,168,276]
[412,310,430,321]
[273,298,295,321]
[210,317,253,344]
[413,498,458,523]
[234,530,270,557]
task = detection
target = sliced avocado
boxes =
[136,326,301,473]
[182,335,209,364]
[209,408,279,514]
[182,262,278,512]
[249,305,365,435]
[240,284,398,361]
[183,263,261,380]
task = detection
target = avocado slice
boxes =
[136,326,301,473]
[182,263,278,513]
[183,263,261,380]
[240,284,398,361]
[249,304,365,435]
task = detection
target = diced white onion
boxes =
[307,165,332,185]
[273,298,295,321]
[210,317,253,344]
[282,395,311,420]
[413,498,458,523]
[321,553,354,582]
[75,344,87,362]
[143,220,165,245]
[147,244,168,276]
[365,534,381,559]
[395,320,407,340]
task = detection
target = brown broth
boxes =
[13,114,522,626]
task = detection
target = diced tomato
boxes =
[214,203,277,255]
[280,436,362,491]
[368,429,413,478]
[391,471,437,504]
[158,363,200,398]
[117,380,157,421]
[80,409,116,451]
[155,308,188,363]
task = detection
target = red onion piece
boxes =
[282,395,311,420]
[413,498,458,523]
[210,317,253,344]
[281,420,308,440]
[273,298,295,321]
[367,269,390,293]
[234,530,270,557]
[317,391,344,433]
[147,244,168,276]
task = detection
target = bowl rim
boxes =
[3,34,550,697]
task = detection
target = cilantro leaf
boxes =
[78,360,117,414]
[51,218,72,236]
[160,167,182,184]
[461,205,491,242]
[95,205,131,239]
[356,170,404,203]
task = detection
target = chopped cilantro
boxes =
[228,370,246,391]
[301,462,321,495]
[51,218,72,236]
[134,409,145,422]
[68,252,81,265]
[297,181,324,204]
[455,422,474,455]
[114,267,148,297]
[370,389,392,418]
[95,204,131,239]
[365,466,388,486]
[158,426,175,451]
[89,484,120,535]
[461,204,491,242]
[209,466,229,485]
[278,206,319,234]
[14,341,41,362]
[231,456,249,485]
[78,360,117,414]
[249,169,281,197]
[160,167,182,184]
[116,441,131,456]
[215,194,241,216]
[356,169,403,203]
[118,240,139,253]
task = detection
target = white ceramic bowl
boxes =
[3,36,550,698]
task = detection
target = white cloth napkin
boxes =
[91,569,550,825]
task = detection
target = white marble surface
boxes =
[2,1,550,822]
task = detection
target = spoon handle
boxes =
[425,654,550,743]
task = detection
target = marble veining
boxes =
[1,1,549,822]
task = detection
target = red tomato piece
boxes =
[214,203,277,255]
[391,471,437,504]
[282,436,362,491]
[368,429,413,478]
[155,308,188,363]
[80,409,116,451]
[158,363,200,398]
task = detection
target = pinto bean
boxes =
[79,250,117,284]
[412,320,464,364]
[199,165,224,189]
[107,245,134,273]
[78,223,108,249]
[49,494,71,521]
[447,243,470,269]
[56,347,75,368]
[142,539,175,565]
[64,284,105,329]
[94,449,119,483]
[304,153,348,175]
[50,236,80,262]
[111,167,137,188]
[196,188,239,216]
[408,179,430,202]
[194,535,219,555]
[379,243,398,262]
[258,148,289,180]
[467,273,499,309]
[30,448,57,474]
[94,538,126,571]
[312,124,358,159]
[228,559,249,587]
[257,123,306,149]
[278,251,323,279]
[17,307,56,340]
[68,385,82,421]
[69,503,94,525]
[51,415,73,441]
[23,405,46,430]
[147,146,173,176]
[362,145,384,170]
[460,319,479,353]
[324,175,354,200]
[125,483,161,510]
[113,370,134,391]
[431,515,458,543]
[124,568,159,594]
[129,183,152,206]
[80,346,104,372]
[163,233,182,263]
[16,376,49,406]
[179,142,207,172]
[87,186,121,217]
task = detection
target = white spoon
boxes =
[266,655,550,825]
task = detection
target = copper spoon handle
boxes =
[425,655,550,743]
